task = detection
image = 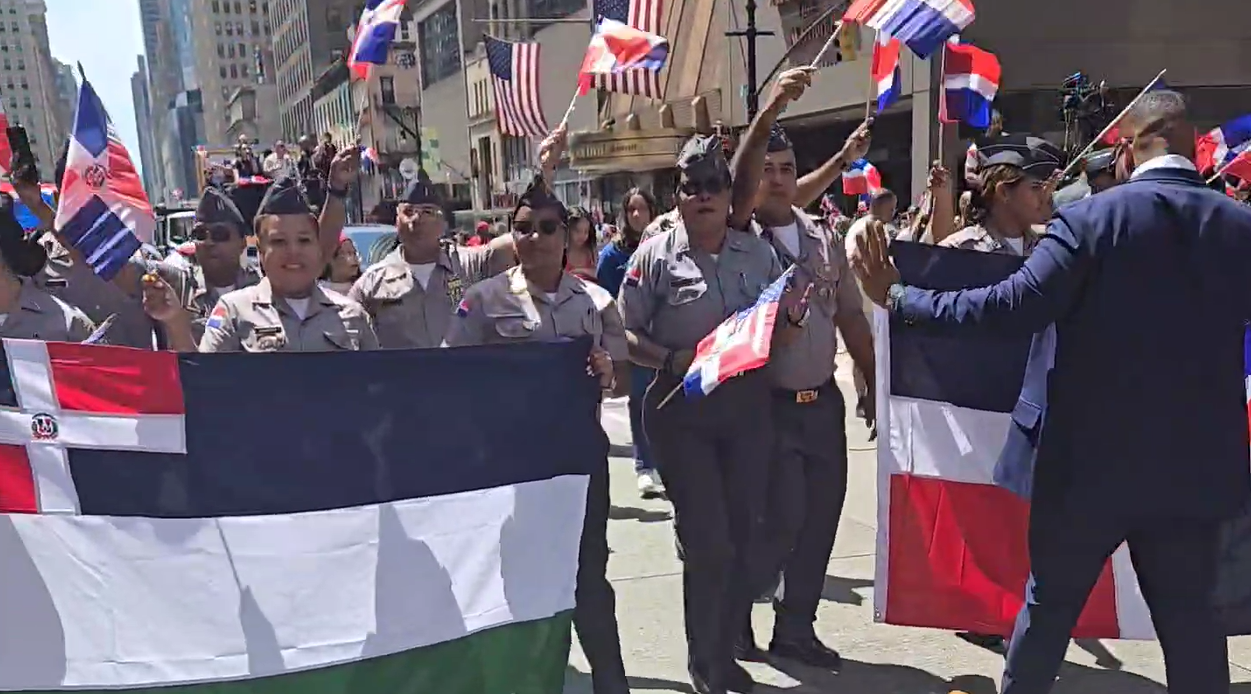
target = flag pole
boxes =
[1206,155,1243,184]
[936,45,948,165]
[1060,68,1167,179]
[808,21,842,68]
[863,27,875,119]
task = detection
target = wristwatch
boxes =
[886,283,908,313]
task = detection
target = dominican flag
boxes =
[348,0,408,81]
[843,0,975,59]
[0,339,599,691]
[683,266,795,399]
[0,181,57,231]
[577,17,669,96]
[54,70,154,281]
[874,242,1251,639]
[940,38,1000,129]
[871,34,902,111]
[1196,114,1251,179]
[843,158,883,196]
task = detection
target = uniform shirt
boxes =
[33,235,182,349]
[757,209,865,390]
[842,215,899,264]
[443,265,628,362]
[348,243,497,349]
[199,278,380,353]
[618,219,783,352]
[937,224,1039,256]
[641,209,680,242]
[0,281,96,341]
[164,260,264,344]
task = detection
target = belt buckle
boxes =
[795,389,819,404]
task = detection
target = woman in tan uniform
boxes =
[144,176,378,352]
[0,194,94,341]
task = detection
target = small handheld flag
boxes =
[843,158,884,197]
[681,266,796,400]
[871,35,902,112]
[348,0,408,81]
[578,18,669,96]
[939,39,1001,129]
[843,0,975,59]
[55,69,155,281]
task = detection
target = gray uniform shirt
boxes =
[0,281,96,341]
[348,244,488,349]
[617,221,782,352]
[442,265,628,361]
[199,278,380,353]
[758,209,865,391]
[162,261,264,344]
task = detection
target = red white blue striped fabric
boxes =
[348,0,407,81]
[939,38,1000,129]
[871,35,902,112]
[590,0,663,99]
[578,18,669,96]
[843,158,883,196]
[844,0,975,59]
[485,36,550,140]
[682,267,794,399]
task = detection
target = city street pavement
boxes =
[571,353,1251,693]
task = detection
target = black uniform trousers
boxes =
[644,370,773,686]
[1002,500,1229,694]
[755,381,848,641]
[574,456,629,694]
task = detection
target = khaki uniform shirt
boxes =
[199,278,380,353]
[0,281,96,341]
[348,244,487,349]
[32,236,185,349]
[164,261,264,344]
[618,220,783,352]
[443,265,628,361]
[758,209,865,390]
[937,224,1040,256]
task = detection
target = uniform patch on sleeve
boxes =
[624,263,642,287]
[455,297,471,317]
[205,304,227,331]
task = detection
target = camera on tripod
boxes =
[1057,72,1116,158]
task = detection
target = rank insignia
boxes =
[624,264,641,287]
[446,276,466,305]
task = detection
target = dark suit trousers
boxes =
[644,371,772,685]
[1002,502,1229,694]
[756,382,849,641]
[574,460,629,694]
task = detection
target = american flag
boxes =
[591,0,663,99]
[484,36,549,139]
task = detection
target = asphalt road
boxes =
[569,355,1251,693]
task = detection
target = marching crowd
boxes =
[0,57,1247,694]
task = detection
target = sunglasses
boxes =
[513,218,564,236]
[679,176,729,197]
[191,224,238,243]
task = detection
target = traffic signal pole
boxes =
[726,0,774,122]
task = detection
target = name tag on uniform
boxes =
[254,326,283,337]
[670,277,701,288]
[44,279,68,288]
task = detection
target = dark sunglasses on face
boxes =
[513,218,564,236]
[191,223,237,243]
[679,175,729,197]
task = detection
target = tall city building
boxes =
[51,59,75,137]
[270,0,355,140]
[0,0,64,179]
[188,0,276,145]
[131,56,160,201]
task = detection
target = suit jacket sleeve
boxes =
[897,214,1089,336]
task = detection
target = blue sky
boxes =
[44,0,144,174]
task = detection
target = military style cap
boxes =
[256,175,314,216]
[511,174,568,223]
[677,134,731,179]
[1083,149,1116,177]
[196,187,248,234]
[401,170,444,206]
[974,134,1065,178]
[767,123,793,153]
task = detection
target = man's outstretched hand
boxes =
[849,219,900,306]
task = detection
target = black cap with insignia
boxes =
[196,187,249,236]
[256,175,314,217]
[766,122,793,153]
[973,134,1066,179]
[677,134,731,180]
[1083,148,1116,177]
[401,169,444,207]
[511,173,568,223]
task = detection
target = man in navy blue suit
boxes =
[852,90,1251,694]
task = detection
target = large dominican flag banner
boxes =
[874,241,1251,638]
[0,340,598,692]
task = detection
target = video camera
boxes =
[1058,72,1117,152]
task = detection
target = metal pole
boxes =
[726,0,773,122]
[470,17,588,24]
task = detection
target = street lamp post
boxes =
[726,0,774,122]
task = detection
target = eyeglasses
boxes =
[513,218,564,236]
[679,176,729,197]
[401,205,444,218]
[191,224,238,243]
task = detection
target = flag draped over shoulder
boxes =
[873,242,1251,639]
[0,340,601,692]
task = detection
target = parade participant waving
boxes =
[442,176,630,694]
[0,193,94,341]
[145,176,378,353]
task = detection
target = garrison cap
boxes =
[974,134,1065,178]
[677,134,731,179]
[400,169,444,206]
[256,175,314,217]
[766,123,793,153]
[195,187,248,235]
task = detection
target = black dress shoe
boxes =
[768,636,843,671]
[688,664,726,694]
[722,660,755,693]
[734,630,765,662]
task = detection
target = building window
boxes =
[215,22,222,35]
[220,66,228,79]
[380,76,395,104]
[230,64,238,79]
[212,0,220,11]
[234,1,242,13]
[418,3,460,88]
[218,43,225,57]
